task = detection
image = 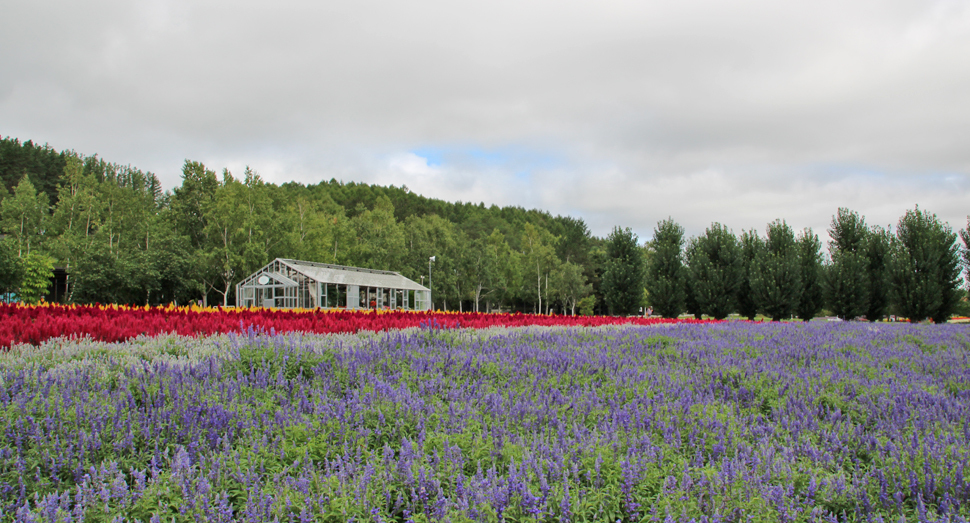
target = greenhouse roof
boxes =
[276,259,429,291]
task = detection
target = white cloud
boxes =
[2,0,970,241]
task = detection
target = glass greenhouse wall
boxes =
[236,259,431,310]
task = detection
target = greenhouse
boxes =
[235,258,431,310]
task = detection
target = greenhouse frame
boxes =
[235,258,431,310]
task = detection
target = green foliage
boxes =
[551,261,592,315]
[828,207,868,254]
[578,294,596,315]
[0,137,67,204]
[72,246,149,304]
[519,222,559,314]
[826,251,869,320]
[349,194,405,271]
[795,227,824,321]
[952,288,970,318]
[864,226,892,321]
[170,160,218,249]
[891,206,961,323]
[18,251,54,304]
[825,210,870,320]
[0,237,19,299]
[683,238,703,320]
[0,173,49,257]
[10,135,970,320]
[751,220,801,321]
[736,229,762,320]
[602,226,644,316]
[401,214,463,310]
[646,218,686,318]
[685,222,742,320]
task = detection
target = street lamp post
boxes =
[429,256,436,310]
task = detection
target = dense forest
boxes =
[0,137,602,313]
[1,136,968,321]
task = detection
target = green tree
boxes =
[864,226,892,321]
[795,228,824,321]
[577,294,596,316]
[736,230,762,320]
[467,232,502,312]
[645,219,686,318]
[18,252,54,304]
[519,223,559,314]
[1,174,49,257]
[48,153,99,299]
[349,195,405,271]
[71,246,138,304]
[685,223,742,320]
[824,208,869,320]
[825,252,867,320]
[751,220,801,321]
[551,261,592,315]
[892,206,961,323]
[288,193,343,264]
[0,138,69,203]
[65,160,172,305]
[584,242,608,315]
[402,214,459,310]
[483,229,521,312]
[202,172,250,306]
[683,238,703,319]
[552,216,592,266]
[602,227,644,316]
[449,230,476,311]
[0,237,21,300]
[143,222,197,306]
[238,167,279,268]
[170,160,218,249]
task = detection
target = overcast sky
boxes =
[3,0,970,241]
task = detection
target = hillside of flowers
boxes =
[0,303,710,349]
[1,322,969,521]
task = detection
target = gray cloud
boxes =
[3,0,970,240]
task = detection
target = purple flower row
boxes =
[1,322,969,521]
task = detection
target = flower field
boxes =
[1,322,969,521]
[0,303,705,349]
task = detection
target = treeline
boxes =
[0,137,607,313]
[3,136,969,321]
[643,208,968,322]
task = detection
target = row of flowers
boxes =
[4,322,969,520]
[0,303,713,348]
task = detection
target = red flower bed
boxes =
[0,303,714,348]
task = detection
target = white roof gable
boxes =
[277,259,429,291]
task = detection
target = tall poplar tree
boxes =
[646,219,686,318]
[683,238,703,319]
[751,220,801,321]
[0,174,49,257]
[602,226,644,316]
[824,208,869,320]
[686,223,742,320]
[864,226,892,321]
[795,228,824,321]
[736,230,762,320]
[891,206,960,323]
